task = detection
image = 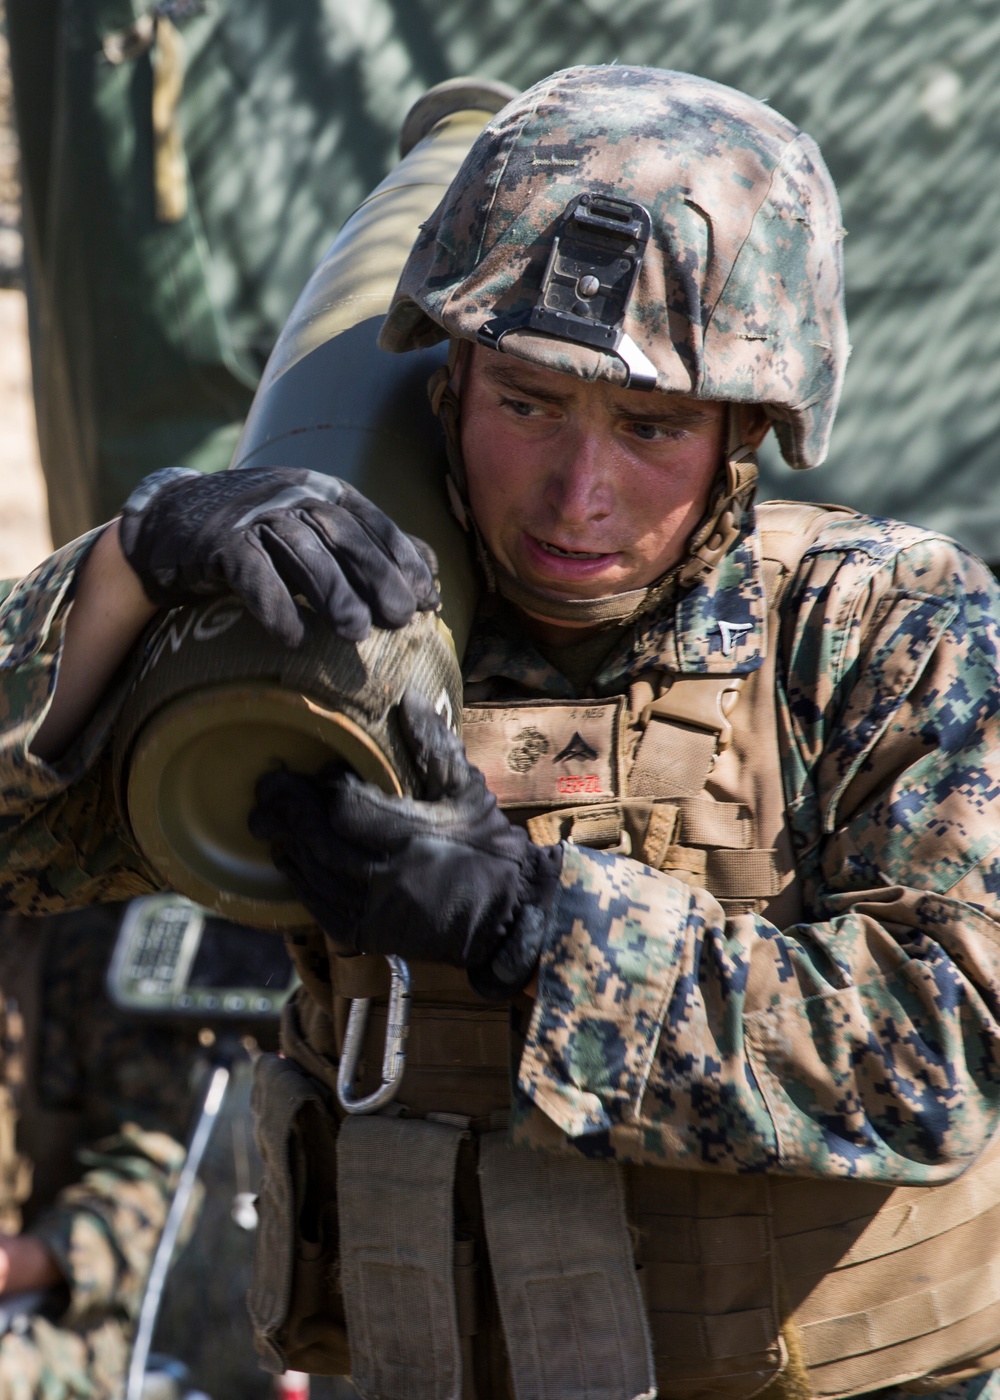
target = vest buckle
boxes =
[336,955,412,1115]
[640,675,745,751]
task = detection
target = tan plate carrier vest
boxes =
[284,502,1000,1400]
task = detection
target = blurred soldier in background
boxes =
[0,901,332,1399]
[0,907,203,1398]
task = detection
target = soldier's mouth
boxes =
[535,539,607,560]
[519,532,622,584]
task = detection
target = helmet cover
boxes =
[380,65,849,468]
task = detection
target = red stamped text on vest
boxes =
[557,774,602,795]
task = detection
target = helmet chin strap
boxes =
[428,352,759,631]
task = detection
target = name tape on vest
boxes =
[463,699,626,808]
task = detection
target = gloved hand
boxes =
[249,691,564,999]
[118,466,438,647]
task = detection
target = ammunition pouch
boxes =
[337,1115,469,1400]
[251,1037,657,1400]
[248,1049,348,1376]
[478,1131,655,1400]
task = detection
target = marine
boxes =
[0,907,197,1399]
[2,63,1000,1400]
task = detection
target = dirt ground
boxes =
[0,289,51,580]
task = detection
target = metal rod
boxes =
[126,1062,230,1400]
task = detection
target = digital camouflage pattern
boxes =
[381,65,849,469]
[0,534,158,916]
[495,509,1000,1184]
[4,511,1000,1390]
[4,508,1000,1194]
[0,909,201,1400]
[0,1315,128,1400]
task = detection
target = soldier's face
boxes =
[460,345,727,603]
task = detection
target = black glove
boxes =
[249,691,564,999]
[119,466,439,647]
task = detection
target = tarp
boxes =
[8,0,1000,560]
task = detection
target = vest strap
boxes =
[631,677,745,797]
[674,798,752,847]
[479,1131,656,1400]
[708,848,781,900]
[801,1256,1000,1368]
[337,1115,468,1400]
[660,845,708,884]
[526,795,780,899]
[526,799,679,857]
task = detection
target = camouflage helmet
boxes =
[380,65,848,469]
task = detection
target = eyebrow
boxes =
[608,401,716,427]
[481,359,574,406]
[482,358,716,425]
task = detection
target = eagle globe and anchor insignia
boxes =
[506,727,550,774]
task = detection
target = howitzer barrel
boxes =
[114,80,514,926]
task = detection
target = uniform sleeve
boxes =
[0,533,159,912]
[30,1124,199,1327]
[514,535,1000,1185]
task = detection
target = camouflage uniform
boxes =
[0,906,201,1400]
[4,64,1000,1398]
[373,67,1000,1190]
[462,516,1000,1185]
[4,499,1000,1392]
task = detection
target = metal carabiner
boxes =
[336,955,411,1115]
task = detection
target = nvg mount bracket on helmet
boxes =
[479,191,658,390]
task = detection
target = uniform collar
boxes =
[462,506,768,697]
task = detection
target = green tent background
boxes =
[8,0,1000,561]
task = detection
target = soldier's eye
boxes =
[629,421,685,442]
[500,396,544,418]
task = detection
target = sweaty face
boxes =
[460,346,727,610]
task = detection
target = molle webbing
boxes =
[627,1168,785,1400]
[771,1134,1000,1397]
[629,676,744,798]
[325,957,512,1119]
[526,797,781,903]
[462,685,784,910]
[358,996,511,1118]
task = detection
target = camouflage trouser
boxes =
[0,1313,127,1400]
